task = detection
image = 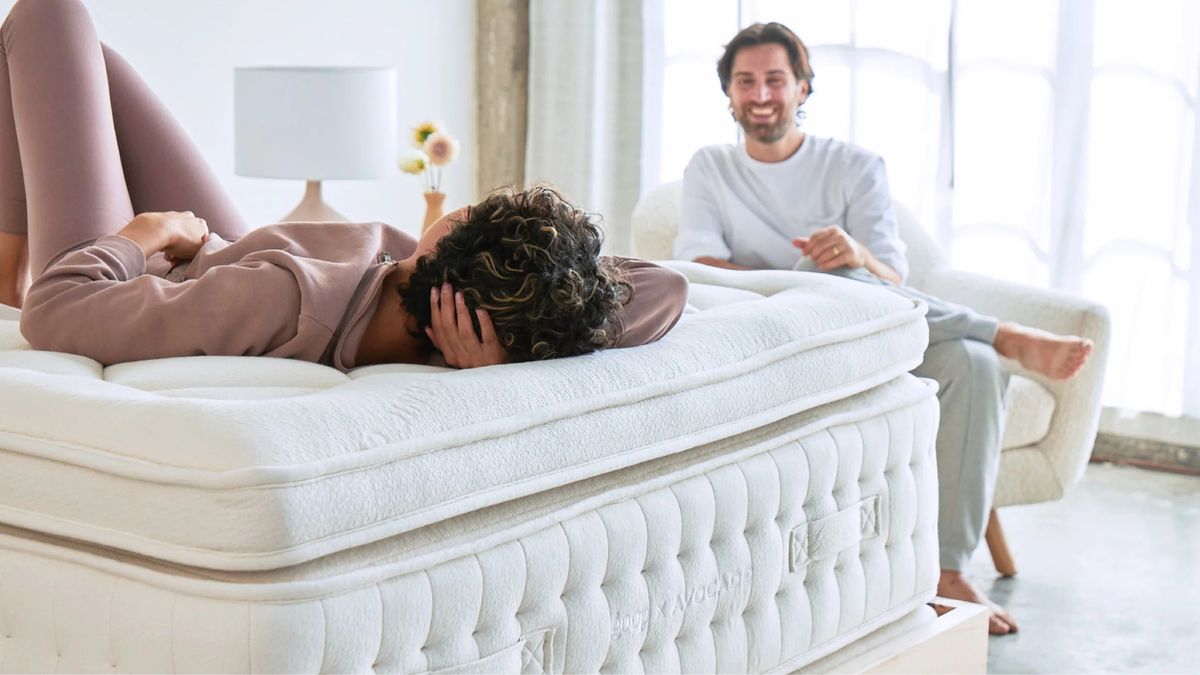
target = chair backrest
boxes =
[629,180,684,261]
[892,203,947,290]
[630,180,948,289]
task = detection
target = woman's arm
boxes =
[609,257,689,348]
[115,211,209,261]
[20,234,305,364]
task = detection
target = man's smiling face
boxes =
[727,43,809,144]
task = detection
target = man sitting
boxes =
[676,21,1094,635]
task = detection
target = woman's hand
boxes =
[792,226,866,271]
[116,211,209,262]
[425,283,509,369]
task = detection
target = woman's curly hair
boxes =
[400,185,633,362]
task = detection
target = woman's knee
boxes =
[3,0,92,45]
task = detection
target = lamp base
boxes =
[279,180,347,222]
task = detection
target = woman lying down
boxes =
[18,189,688,371]
[0,0,687,370]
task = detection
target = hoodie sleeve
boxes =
[20,235,303,364]
[609,257,689,348]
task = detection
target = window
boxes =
[652,0,1200,417]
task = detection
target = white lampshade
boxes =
[235,66,397,180]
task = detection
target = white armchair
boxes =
[630,180,1111,575]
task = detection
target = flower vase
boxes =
[421,192,446,235]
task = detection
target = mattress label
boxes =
[610,565,753,641]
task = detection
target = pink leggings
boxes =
[0,0,248,275]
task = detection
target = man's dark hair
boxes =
[717,22,814,94]
[400,185,632,362]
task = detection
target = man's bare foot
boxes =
[993,321,1093,380]
[938,570,1020,635]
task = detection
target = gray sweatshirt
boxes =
[19,222,687,371]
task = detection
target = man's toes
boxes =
[1059,352,1089,378]
[988,614,1012,635]
[1070,340,1093,363]
[994,608,1020,633]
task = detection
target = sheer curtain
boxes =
[651,0,1200,419]
[525,0,652,256]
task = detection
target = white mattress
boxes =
[0,375,940,674]
[0,263,929,571]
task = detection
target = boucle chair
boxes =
[630,180,1111,575]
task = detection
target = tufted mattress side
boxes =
[0,376,938,674]
[0,266,929,571]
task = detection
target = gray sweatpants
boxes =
[798,261,1009,572]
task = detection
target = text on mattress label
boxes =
[610,566,753,641]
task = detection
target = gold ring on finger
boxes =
[833,246,840,256]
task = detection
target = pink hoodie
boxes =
[19,222,687,371]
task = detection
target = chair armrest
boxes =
[921,266,1113,505]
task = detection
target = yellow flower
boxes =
[412,120,443,148]
[399,151,428,174]
[422,132,460,167]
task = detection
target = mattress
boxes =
[0,263,929,571]
[0,263,939,673]
[0,375,940,674]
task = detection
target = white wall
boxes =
[0,0,476,238]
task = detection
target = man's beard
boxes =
[734,104,795,144]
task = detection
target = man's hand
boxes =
[425,283,509,369]
[792,225,902,285]
[792,226,865,271]
[116,211,209,262]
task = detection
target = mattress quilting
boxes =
[0,263,929,570]
[0,376,939,674]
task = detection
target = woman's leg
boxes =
[0,0,249,306]
[102,43,248,242]
[0,233,28,307]
[0,17,29,307]
[0,0,135,277]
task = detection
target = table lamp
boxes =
[235,66,397,222]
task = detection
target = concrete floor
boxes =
[965,462,1200,674]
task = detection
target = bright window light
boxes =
[652,0,1200,417]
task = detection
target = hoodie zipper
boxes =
[332,257,399,371]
